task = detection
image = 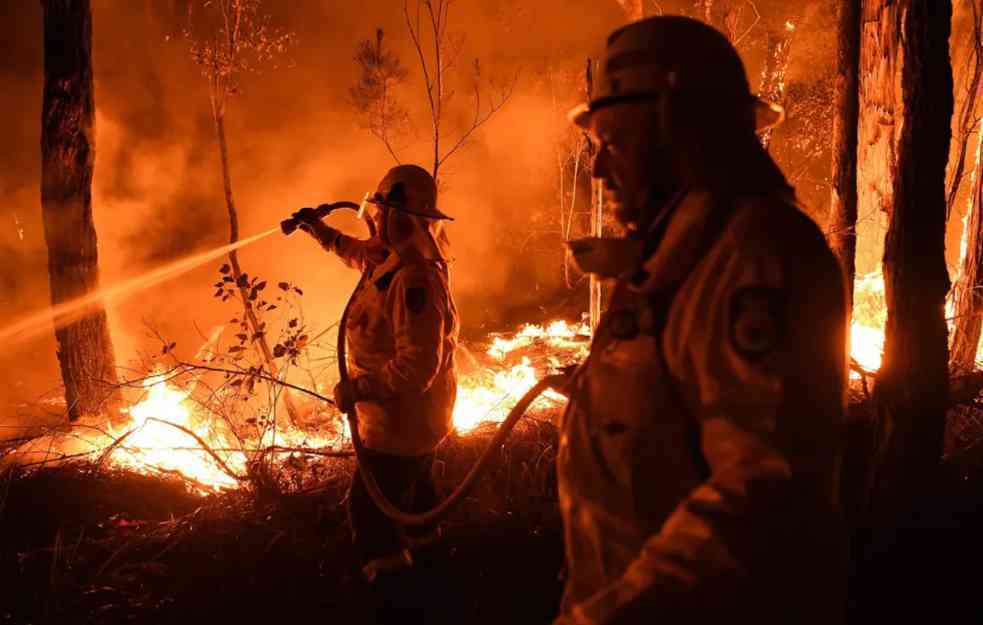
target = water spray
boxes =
[1,198,376,347]
[0,227,282,346]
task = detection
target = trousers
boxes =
[347,447,438,569]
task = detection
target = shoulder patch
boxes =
[405,286,428,314]
[729,287,785,361]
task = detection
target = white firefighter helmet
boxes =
[366,164,453,221]
[569,16,784,132]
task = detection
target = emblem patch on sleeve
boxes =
[405,286,427,314]
[729,287,785,361]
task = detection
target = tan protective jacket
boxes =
[330,233,460,457]
[555,190,849,624]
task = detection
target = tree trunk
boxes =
[585,58,603,332]
[213,109,299,424]
[861,0,953,522]
[950,133,983,374]
[828,0,861,318]
[590,181,603,332]
[945,0,983,217]
[41,0,121,422]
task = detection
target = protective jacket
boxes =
[555,189,848,624]
[324,230,460,457]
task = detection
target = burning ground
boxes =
[0,321,586,624]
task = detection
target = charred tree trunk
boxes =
[829,0,862,318]
[41,0,121,421]
[861,0,953,522]
[950,139,983,374]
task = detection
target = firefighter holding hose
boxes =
[554,16,848,625]
[291,164,458,623]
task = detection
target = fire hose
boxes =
[282,202,567,526]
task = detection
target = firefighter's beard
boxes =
[614,143,679,234]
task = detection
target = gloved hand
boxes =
[292,206,323,232]
[333,378,359,415]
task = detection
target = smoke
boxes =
[0,0,623,417]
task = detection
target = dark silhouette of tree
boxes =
[861,0,953,523]
[41,0,122,421]
[828,0,861,318]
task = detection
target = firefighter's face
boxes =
[367,203,414,249]
[588,101,668,228]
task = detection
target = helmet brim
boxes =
[568,95,785,133]
[366,196,454,221]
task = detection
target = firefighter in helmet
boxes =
[554,16,848,624]
[292,164,459,621]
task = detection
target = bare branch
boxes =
[439,69,519,168]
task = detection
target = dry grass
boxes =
[0,415,562,625]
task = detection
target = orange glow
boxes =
[454,320,588,432]
[23,320,587,491]
[850,271,886,377]
[108,372,242,489]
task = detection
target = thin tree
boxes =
[184,0,298,421]
[949,0,983,374]
[828,0,862,318]
[41,0,122,421]
[951,142,983,374]
[545,62,589,288]
[861,0,954,522]
[350,29,412,165]
[946,0,983,218]
[402,0,517,184]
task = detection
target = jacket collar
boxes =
[630,189,716,294]
[565,189,715,290]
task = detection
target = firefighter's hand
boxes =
[292,206,322,227]
[293,206,325,237]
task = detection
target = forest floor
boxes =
[4,397,983,624]
[1,420,565,625]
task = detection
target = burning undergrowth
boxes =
[0,410,566,625]
[2,257,588,496]
[0,291,582,622]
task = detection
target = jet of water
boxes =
[0,227,281,346]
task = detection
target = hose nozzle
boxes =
[281,201,362,237]
[280,217,302,236]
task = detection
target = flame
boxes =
[849,269,983,379]
[453,320,588,432]
[108,373,243,489]
[850,271,887,377]
[32,320,588,491]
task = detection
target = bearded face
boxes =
[587,101,678,232]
